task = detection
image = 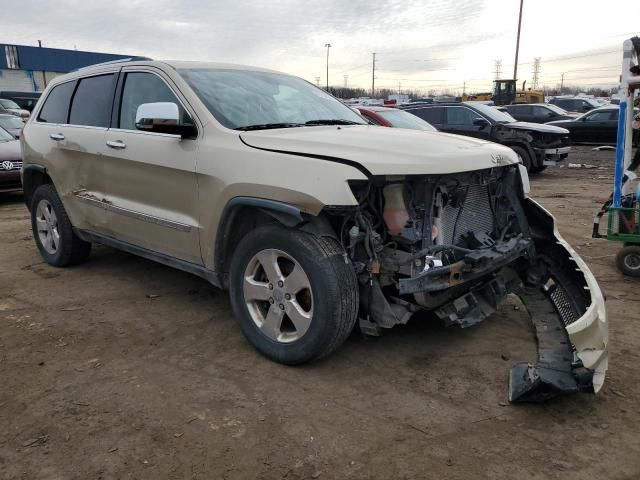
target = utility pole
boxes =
[324,43,331,90]
[513,0,524,80]
[37,39,47,89]
[315,76,321,88]
[398,81,401,97]
[344,75,348,88]
[372,52,376,97]
[560,73,565,93]
[463,81,466,95]
[494,59,502,80]
[532,57,541,90]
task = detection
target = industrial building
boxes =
[0,43,143,92]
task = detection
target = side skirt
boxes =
[76,229,222,288]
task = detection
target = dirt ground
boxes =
[1,146,639,480]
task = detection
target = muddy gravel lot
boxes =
[1,146,639,480]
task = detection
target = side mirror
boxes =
[473,117,489,128]
[135,102,195,137]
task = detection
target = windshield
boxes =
[179,68,367,130]
[0,115,24,129]
[545,104,568,115]
[469,103,516,123]
[377,109,437,131]
[0,126,15,141]
[0,99,20,109]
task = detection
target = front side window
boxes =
[446,107,478,125]
[585,110,615,122]
[37,81,76,124]
[179,68,366,130]
[532,106,554,117]
[119,72,190,130]
[69,74,116,127]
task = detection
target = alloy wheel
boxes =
[35,199,60,255]
[243,249,313,343]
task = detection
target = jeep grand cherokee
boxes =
[20,59,608,402]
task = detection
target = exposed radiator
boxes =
[439,185,495,246]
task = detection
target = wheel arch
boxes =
[22,164,52,210]
[214,197,338,289]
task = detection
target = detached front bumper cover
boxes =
[509,200,608,402]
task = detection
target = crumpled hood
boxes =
[240,125,519,176]
[507,121,569,134]
[0,139,21,161]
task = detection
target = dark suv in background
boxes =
[549,97,600,114]
[502,103,579,123]
[401,102,571,173]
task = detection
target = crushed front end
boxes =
[326,164,607,402]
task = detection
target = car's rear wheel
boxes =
[30,184,91,266]
[616,244,640,277]
[229,224,358,364]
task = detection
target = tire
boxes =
[229,224,358,365]
[30,184,91,267]
[616,245,640,277]
[510,145,534,173]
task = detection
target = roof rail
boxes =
[75,56,152,71]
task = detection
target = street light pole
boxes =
[513,0,524,81]
[324,43,331,90]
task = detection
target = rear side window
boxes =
[37,81,75,124]
[410,107,443,124]
[69,74,116,128]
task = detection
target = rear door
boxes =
[574,110,613,142]
[27,73,118,233]
[507,105,532,122]
[530,105,556,123]
[407,106,444,129]
[100,68,202,264]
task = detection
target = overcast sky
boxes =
[2,0,639,93]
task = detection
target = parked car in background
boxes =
[0,98,30,120]
[549,97,600,114]
[0,126,22,193]
[0,114,25,138]
[0,91,42,113]
[501,103,579,123]
[401,102,571,172]
[356,106,436,131]
[547,105,640,146]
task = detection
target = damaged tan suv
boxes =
[21,59,608,402]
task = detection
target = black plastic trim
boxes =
[77,229,221,287]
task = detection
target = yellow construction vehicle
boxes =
[492,79,544,105]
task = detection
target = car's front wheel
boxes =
[229,224,358,364]
[30,184,91,266]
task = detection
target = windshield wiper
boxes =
[236,123,305,131]
[304,119,363,126]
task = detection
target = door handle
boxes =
[49,133,65,141]
[106,140,126,149]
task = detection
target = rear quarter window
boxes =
[37,81,76,124]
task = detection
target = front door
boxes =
[443,106,492,140]
[100,68,202,264]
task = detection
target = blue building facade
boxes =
[0,43,145,92]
